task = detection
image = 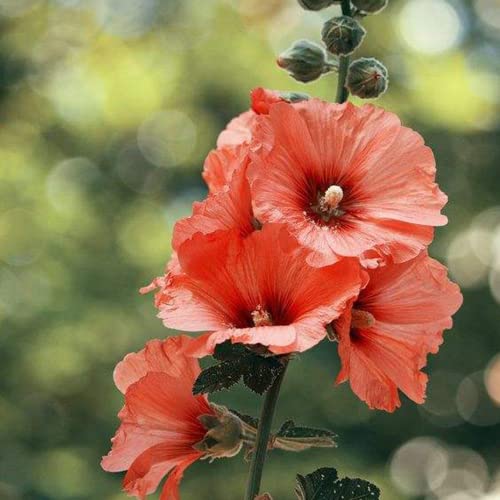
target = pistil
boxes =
[251,305,273,327]
[311,185,345,222]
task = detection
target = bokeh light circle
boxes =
[138,110,197,168]
[399,0,464,55]
[94,0,159,38]
[390,437,449,495]
[457,371,500,426]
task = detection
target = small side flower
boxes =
[101,336,246,499]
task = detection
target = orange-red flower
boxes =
[333,252,462,412]
[101,336,243,499]
[174,159,256,252]
[149,224,364,356]
[215,88,283,149]
[203,88,284,194]
[248,99,448,268]
[202,143,249,195]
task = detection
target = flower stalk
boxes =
[244,360,289,500]
[336,0,353,103]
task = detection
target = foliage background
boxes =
[0,0,499,499]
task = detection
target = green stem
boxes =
[336,0,352,104]
[244,361,289,500]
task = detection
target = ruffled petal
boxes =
[216,111,255,149]
[160,454,201,500]
[123,442,201,499]
[173,164,254,251]
[202,144,248,194]
[113,336,201,394]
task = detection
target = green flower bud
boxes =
[277,40,334,83]
[279,91,311,103]
[297,0,340,11]
[352,0,388,14]
[322,16,366,56]
[346,57,388,99]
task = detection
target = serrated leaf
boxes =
[277,420,337,440]
[192,361,241,395]
[331,477,380,500]
[242,355,284,394]
[296,468,339,500]
[193,343,284,395]
[295,467,380,500]
[213,341,249,362]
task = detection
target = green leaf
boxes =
[192,361,241,395]
[295,467,380,500]
[331,477,380,500]
[193,342,285,395]
[242,355,283,394]
[274,421,337,452]
[213,341,248,362]
[296,468,339,500]
[277,420,337,440]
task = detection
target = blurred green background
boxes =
[0,0,499,499]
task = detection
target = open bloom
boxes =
[248,100,448,267]
[333,252,462,412]
[148,224,363,355]
[101,336,244,499]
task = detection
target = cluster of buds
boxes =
[277,0,389,100]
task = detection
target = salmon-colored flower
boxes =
[101,336,244,499]
[202,144,248,194]
[175,159,256,251]
[333,252,462,412]
[248,100,448,267]
[203,88,282,194]
[216,88,283,149]
[149,224,364,355]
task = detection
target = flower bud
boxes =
[297,0,340,11]
[279,91,310,104]
[322,16,366,56]
[277,40,333,83]
[347,57,388,98]
[352,0,388,14]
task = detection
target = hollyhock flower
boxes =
[101,336,244,499]
[174,163,256,252]
[333,252,462,412]
[202,143,248,194]
[248,100,448,267]
[149,224,364,355]
[203,88,283,194]
[216,88,283,149]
